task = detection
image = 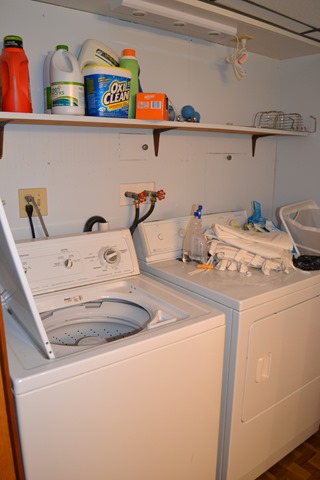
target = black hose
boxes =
[83,216,107,232]
[138,202,155,224]
[130,204,140,235]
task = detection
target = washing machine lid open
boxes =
[0,200,141,360]
[0,200,55,359]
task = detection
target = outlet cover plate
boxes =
[19,188,48,217]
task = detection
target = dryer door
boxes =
[242,296,320,422]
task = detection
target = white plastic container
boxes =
[279,200,320,256]
[78,39,120,71]
[50,45,85,116]
[43,50,54,114]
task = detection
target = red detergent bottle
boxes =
[0,35,32,112]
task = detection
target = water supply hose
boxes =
[130,202,140,235]
[127,189,165,235]
[137,189,166,225]
[138,202,155,224]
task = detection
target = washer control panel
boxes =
[17,229,139,295]
[134,210,247,263]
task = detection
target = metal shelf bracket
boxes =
[153,127,176,156]
[0,121,10,160]
[252,133,274,156]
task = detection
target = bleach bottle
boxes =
[119,49,139,119]
[50,45,85,115]
[0,35,32,113]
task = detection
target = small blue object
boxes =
[168,105,176,121]
[181,104,195,120]
[247,201,265,224]
[194,111,201,122]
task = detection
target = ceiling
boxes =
[198,0,320,43]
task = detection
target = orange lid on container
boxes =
[122,49,136,56]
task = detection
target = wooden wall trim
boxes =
[0,301,25,480]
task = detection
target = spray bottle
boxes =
[182,210,198,263]
[182,205,207,263]
[190,208,208,264]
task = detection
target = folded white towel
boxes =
[206,224,294,275]
[212,224,292,259]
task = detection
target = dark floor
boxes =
[256,429,320,479]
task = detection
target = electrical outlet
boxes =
[18,188,48,218]
[120,182,155,206]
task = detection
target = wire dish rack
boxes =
[253,111,317,132]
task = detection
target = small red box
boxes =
[135,93,168,120]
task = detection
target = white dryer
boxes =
[134,212,320,480]
[0,201,225,480]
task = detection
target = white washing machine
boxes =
[0,201,226,480]
[133,211,320,480]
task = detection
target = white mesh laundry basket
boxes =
[279,200,320,256]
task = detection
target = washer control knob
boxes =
[64,258,73,269]
[99,247,120,265]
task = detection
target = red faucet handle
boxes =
[156,189,166,200]
[138,191,148,203]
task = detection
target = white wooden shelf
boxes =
[0,112,308,159]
